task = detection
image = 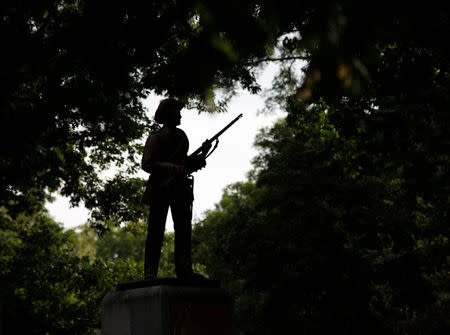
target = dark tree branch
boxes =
[244,56,308,66]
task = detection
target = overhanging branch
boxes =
[244,56,308,66]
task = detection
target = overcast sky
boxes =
[46,64,286,231]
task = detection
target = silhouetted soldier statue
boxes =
[141,98,209,280]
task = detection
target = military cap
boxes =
[154,98,184,124]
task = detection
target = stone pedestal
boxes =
[102,279,231,335]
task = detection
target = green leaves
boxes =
[0,207,179,334]
[0,209,106,334]
[193,91,450,333]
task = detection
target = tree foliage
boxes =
[0,208,139,334]
[194,98,449,334]
[73,221,177,278]
[191,3,450,333]
[2,1,447,227]
[0,0,277,221]
[0,207,182,334]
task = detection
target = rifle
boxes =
[157,113,243,189]
[189,113,243,160]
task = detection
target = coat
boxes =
[141,126,190,205]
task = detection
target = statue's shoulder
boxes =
[147,127,186,143]
[175,127,187,137]
[152,128,165,137]
[143,128,163,147]
[149,127,168,139]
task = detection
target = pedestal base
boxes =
[102,280,231,335]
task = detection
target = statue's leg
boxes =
[171,195,193,279]
[144,198,169,279]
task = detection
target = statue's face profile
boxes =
[165,107,181,127]
[154,98,184,126]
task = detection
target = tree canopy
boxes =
[1,0,274,219]
[3,0,448,227]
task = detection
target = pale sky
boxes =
[45,64,286,231]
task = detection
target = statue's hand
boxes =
[186,155,206,173]
[202,140,212,154]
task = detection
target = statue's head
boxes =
[154,98,184,126]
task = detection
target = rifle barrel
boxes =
[190,113,243,156]
[210,113,243,141]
